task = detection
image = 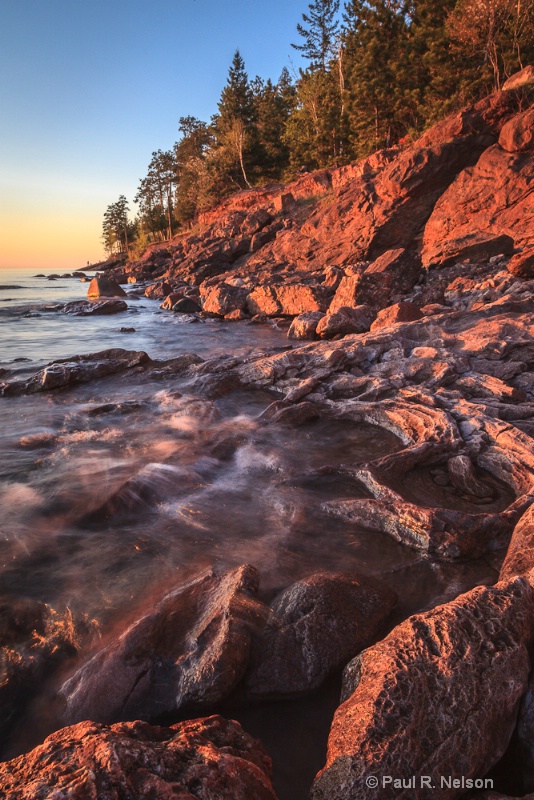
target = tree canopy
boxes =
[103,0,534,257]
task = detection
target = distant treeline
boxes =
[102,0,534,256]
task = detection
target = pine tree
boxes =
[173,116,213,223]
[251,75,294,180]
[214,50,258,189]
[292,0,341,71]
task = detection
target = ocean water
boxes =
[0,267,498,798]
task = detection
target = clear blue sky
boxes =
[0,0,308,269]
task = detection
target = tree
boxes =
[102,195,131,255]
[343,1,413,156]
[213,50,261,190]
[173,116,213,223]
[448,0,534,90]
[135,150,178,241]
[251,74,295,180]
[292,0,341,71]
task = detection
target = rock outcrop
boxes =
[0,716,278,800]
[312,576,534,800]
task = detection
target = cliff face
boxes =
[120,75,532,300]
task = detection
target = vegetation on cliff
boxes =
[102,0,534,256]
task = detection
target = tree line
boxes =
[102,0,534,256]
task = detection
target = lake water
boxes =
[0,268,497,798]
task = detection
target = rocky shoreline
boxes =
[1,68,533,798]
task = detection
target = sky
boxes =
[0,0,308,270]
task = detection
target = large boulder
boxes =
[316,305,373,339]
[0,716,278,800]
[87,276,126,298]
[145,281,173,299]
[60,565,266,724]
[499,107,534,153]
[202,283,250,316]
[247,284,330,316]
[507,247,534,278]
[245,572,396,698]
[422,143,534,265]
[329,275,361,313]
[423,232,516,269]
[1,349,151,396]
[312,576,534,800]
[288,311,325,339]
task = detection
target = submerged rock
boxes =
[312,576,534,800]
[0,716,278,800]
[60,565,267,724]
[1,349,150,395]
[62,299,127,315]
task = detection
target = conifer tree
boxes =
[292,0,341,71]
[214,50,259,189]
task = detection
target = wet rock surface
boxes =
[312,577,534,800]
[245,572,396,699]
[60,565,266,724]
[0,716,277,800]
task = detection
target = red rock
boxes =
[202,283,250,316]
[160,291,183,309]
[370,301,424,330]
[356,249,422,307]
[424,231,516,269]
[508,248,534,278]
[60,565,265,725]
[422,144,534,264]
[0,716,277,800]
[225,308,248,320]
[274,192,296,213]
[247,284,329,317]
[312,577,534,800]
[288,311,325,339]
[499,107,534,153]
[328,275,361,313]
[503,65,534,90]
[316,306,373,339]
[500,504,534,581]
[416,90,525,149]
[245,572,396,698]
[145,281,173,299]
[87,276,126,298]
